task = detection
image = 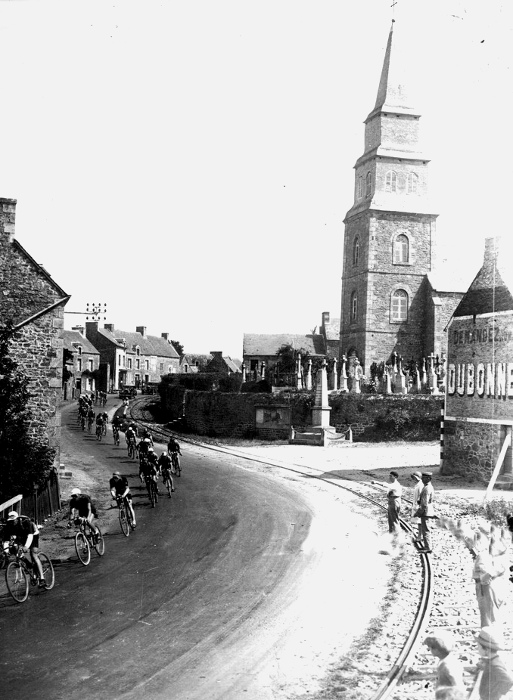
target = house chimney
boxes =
[210,351,223,359]
[0,198,17,245]
[161,332,169,341]
[104,323,114,332]
[322,311,330,326]
[136,326,146,337]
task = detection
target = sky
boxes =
[0,0,511,358]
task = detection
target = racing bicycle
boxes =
[5,542,55,603]
[144,474,159,508]
[127,438,137,460]
[116,496,135,536]
[171,451,181,477]
[70,517,105,565]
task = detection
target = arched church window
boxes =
[406,172,418,194]
[385,171,397,192]
[365,172,372,197]
[391,289,408,322]
[352,236,359,266]
[350,291,358,322]
[393,234,409,264]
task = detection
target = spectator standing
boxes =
[372,471,403,534]
[417,471,436,553]
[410,471,423,543]
[472,530,509,628]
[475,627,513,700]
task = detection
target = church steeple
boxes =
[371,21,416,117]
[339,21,439,372]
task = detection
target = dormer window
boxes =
[136,346,140,356]
[385,171,397,193]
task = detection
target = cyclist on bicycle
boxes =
[68,488,100,541]
[168,436,182,470]
[139,453,159,493]
[141,428,153,445]
[126,424,136,444]
[158,451,175,495]
[109,472,136,528]
[87,407,95,431]
[137,437,152,474]
[129,422,138,437]
[2,511,45,587]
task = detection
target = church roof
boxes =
[452,237,513,317]
[368,21,419,120]
[243,333,325,357]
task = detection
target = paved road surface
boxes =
[0,413,317,699]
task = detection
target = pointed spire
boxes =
[372,21,416,115]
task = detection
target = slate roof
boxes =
[62,330,99,355]
[452,237,513,317]
[243,333,326,357]
[97,327,180,358]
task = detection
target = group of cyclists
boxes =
[77,394,108,439]
[2,393,184,588]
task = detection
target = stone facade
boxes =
[444,237,513,481]
[339,24,463,371]
[0,197,69,468]
[62,328,101,399]
[85,322,180,391]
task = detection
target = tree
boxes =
[171,339,184,357]
[0,324,55,501]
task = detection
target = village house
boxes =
[62,327,101,399]
[204,351,241,376]
[85,322,180,392]
[0,197,69,470]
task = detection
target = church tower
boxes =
[339,21,437,371]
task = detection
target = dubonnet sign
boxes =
[446,314,513,420]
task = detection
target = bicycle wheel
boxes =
[94,528,105,556]
[147,480,155,507]
[75,531,91,565]
[38,552,55,590]
[119,507,130,537]
[6,562,29,602]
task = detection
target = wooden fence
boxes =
[0,469,62,524]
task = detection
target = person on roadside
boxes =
[68,487,100,541]
[475,627,513,700]
[416,471,436,553]
[423,631,464,692]
[2,511,46,587]
[410,471,423,544]
[472,530,509,628]
[109,471,136,528]
[372,471,403,534]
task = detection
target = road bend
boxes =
[0,405,390,699]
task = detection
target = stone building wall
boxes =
[0,197,68,468]
[443,420,500,481]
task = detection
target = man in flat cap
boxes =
[410,471,423,544]
[475,627,513,700]
[416,471,436,553]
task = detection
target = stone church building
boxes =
[339,22,464,371]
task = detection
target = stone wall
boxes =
[443,419,499,481]
[160,382,442,441]
[0,197,68,470]
[9,310,65,454]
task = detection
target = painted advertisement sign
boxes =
[446,314,513,420]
